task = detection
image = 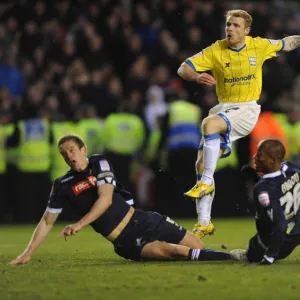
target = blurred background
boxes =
[0,0,299,223]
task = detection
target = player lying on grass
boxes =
[231,139,300,265]
[10,134,235,265]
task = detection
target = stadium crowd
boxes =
[0,0,300,222]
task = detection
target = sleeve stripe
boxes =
[185,59,196,71]
[280,39,285,51]
[46,207,63,214]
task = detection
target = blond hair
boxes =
[225,10,252,28]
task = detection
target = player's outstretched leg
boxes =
[140,240,232,261]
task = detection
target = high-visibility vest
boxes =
[250,112,289,160]
[0,125,5,173]
[216,144,238,171]
[103,113,145,155]
[50,121,75,181]
[144,129,162,164]
[17,119,51,172]
[288,123,300,162]
[168,100,201,150]
[76,118,104,155]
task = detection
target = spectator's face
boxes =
[46,95,59,110]
[225,16,250,46]
[90,35,102,51]
[129,35,142,51]
[88,4,99,17]
[25,22,37,34]
[61,77,72,91]
[69,90,80,105]
[64,42,75,55]
[155,66,169,84]
[7,18,17,31]
[35,1,46,15]
[189,27,201,43]
[91,70,104,84]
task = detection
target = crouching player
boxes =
[10,134,234,264]
[231,139,300,265]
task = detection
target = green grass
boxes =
[1,219,300,300]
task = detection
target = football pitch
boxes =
[1,218,300,300]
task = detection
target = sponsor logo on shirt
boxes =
[72,176,97,196]
[224,74,256,85]
[258,191,270,207]
[99,160,110,171]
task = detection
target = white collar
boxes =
[262,170,282,179]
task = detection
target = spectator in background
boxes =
[0,0,298,222]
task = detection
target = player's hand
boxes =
[9,253,31,265]
[195,73,216,86]
[59,223,83,241]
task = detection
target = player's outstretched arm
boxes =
[9,211,60,265]
[282,35,300,52]
[177,62,216,86]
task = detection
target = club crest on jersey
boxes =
[99,160,110,171]
[249,56,256,66]
[72,176,97,196]
[268,39,279,45]
[258,191,270,207]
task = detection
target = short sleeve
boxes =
[46,179,64,214]
[260,38,285,60]
[185,46,214,72]
[95,157,116,187]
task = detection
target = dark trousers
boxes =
[0,173,6,222]
[14,172,52,223]
[247,233,300,263]
[157,148,197,217]
[2,165,19,222]
[104,151,134,196]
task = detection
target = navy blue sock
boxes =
[196,174,202,181]
[189,249,231,261]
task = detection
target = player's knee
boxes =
[202,116,225,134]
[202,118,218,135]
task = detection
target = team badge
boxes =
[249,56,256,66]
[99,160,110,171]
[258,192,270,207]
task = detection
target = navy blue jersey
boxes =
[47,154,134,236]
[253,161,300,258]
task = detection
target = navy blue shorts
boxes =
[113,209,186,261]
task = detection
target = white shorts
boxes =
[199,101,261,158]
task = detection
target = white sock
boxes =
[196,190,215,226]
[202,136,220,185]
